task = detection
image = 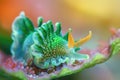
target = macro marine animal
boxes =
[11,12,92,69]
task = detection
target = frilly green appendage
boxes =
[11,12,34,61]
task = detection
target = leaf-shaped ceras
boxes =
[11,12,92,70]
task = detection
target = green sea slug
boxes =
[11,12,92,69]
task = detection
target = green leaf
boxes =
[0,67,27,80]
[110,38,120,56]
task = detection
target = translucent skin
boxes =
[11,12,89,69]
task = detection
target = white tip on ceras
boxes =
[20,11,25,17]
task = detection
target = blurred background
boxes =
[0,0,120,80]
